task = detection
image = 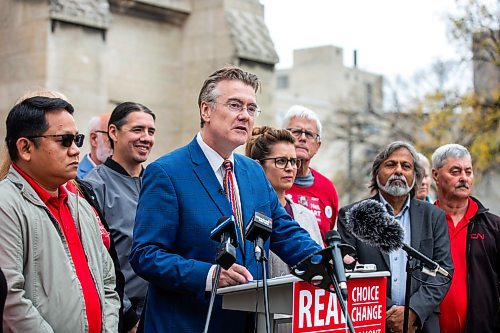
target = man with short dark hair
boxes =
[338,141,453,333]
[282,105,339,243]
[85,102,156,333]
[432,143,499,333]
[0,96,119,332]
[130,66,322,332]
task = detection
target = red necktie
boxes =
[223,160,244,242]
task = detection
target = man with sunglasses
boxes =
[130,66,322,333]
[0,96,120,332]
[77,112,112,179]
[282,105,339,243]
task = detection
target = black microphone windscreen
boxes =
[345,199,403,253]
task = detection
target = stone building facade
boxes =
[0,0,278,161]
[273,45,384,203]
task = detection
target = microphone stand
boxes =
[291,247,356,333]
[254,243,271,333]
[203,265,222,333]
[402,256,417,333]
[327,268,356,333]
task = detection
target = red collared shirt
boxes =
[65,181,111,250]
[437,197,478,333]
[12,164,102,333]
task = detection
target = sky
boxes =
[259,0,460,83]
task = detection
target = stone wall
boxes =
[0,0,278,163]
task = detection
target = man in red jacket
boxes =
[282,105,339,242]
[432,143,499,333]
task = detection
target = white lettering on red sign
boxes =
[298,290,312,328]
[351,285,380,302]
[293,276,387,333]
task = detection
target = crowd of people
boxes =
[0,65,498,333]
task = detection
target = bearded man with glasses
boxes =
[77,112,112,179]
[0,96,120,332]
[282,105,339,244]
[337,141,453,333]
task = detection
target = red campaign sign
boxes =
[292,277,387,333]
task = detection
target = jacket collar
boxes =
[6,165,81,228]
[7,165,49,207]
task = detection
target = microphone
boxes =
[210,216,238,269]
[245,211,273,262]
[325,230,348,299]
[345,199,450,277]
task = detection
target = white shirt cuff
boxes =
[206,265,217,291]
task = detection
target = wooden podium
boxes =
[218,271,389,333]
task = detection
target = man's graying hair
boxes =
[198,65,261,127]
[281,105,323,140]
[369,141,423,196]
[432,144,472,169]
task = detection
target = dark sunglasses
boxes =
[27,133,85,148]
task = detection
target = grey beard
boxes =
[96,145,113,163]
[377,174,415,197]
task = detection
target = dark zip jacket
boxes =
[464,197,499,333]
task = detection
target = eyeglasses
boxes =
[260,157,301,169]
[217,101,261,117]
[287,128,320,141]
[95,130,108,135]
[27,133,85,148]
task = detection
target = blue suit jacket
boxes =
[77,153,95,179]
[130,137,322,333]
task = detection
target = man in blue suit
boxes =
[130,66,322,332]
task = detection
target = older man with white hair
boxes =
[432,143,499,333]
[282,105,339,243]
[77,113,112,179]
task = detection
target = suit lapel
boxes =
[234,155,254,259]
[189,138,232,217]
[409,198,423,249]
[373,193,391,269]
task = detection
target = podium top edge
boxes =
[217,271,391,294]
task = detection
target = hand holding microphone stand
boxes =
[290,231,357,333]
[203,216,238,333]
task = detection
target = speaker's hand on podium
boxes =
[216,263,254,287]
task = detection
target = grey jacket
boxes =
[269,198,324,277]
[84,162,148,316]
[0,166,120,333]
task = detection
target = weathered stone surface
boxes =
[226,9,279,65]
[49,0,111,29]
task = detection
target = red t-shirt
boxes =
[13,164,102,333]
[286,168,339,243]
[437,197,478,333]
